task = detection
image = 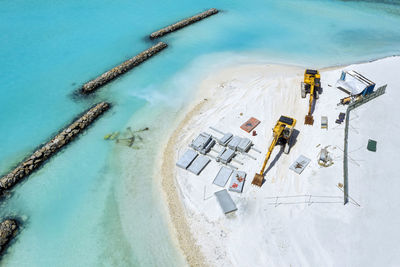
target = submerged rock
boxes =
[0,219,18,254]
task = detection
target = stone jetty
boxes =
[81,42,167,94]
[0,219,18,254]
[149,8,219,39]
[0,102,110,192]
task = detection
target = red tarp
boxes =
[240,117,260,133]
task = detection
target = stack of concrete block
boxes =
[190,132,215,154]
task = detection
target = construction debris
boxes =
[318,146,334,167]
[338,96,352,106]
[229,171,246,193]
[289,155,311,174]
[335,112,345,124]
[115,127,148,148]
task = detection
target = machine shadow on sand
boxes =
[261,128,300,185]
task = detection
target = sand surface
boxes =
[161,56,400,266]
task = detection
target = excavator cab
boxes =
[252,116,297,187]
[301,69,321,125]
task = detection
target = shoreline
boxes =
[160,99,210,266]
[159,55,399,266]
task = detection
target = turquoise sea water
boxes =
[1,0,400,266]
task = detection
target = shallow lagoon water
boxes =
[1,0,400,265]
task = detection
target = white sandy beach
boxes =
[162,56,400,266]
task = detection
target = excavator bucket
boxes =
[305,115,314,125]
[252,173,264,187]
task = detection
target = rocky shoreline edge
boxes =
[150,8,219,39]
[0,219,19,256]
[0,102,110,194]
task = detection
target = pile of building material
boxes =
[229,171,246,193]
[190,132,215,154]
[216,148,236,164]
[209,127,232,146]
[318,146,334,167]
[214,189,237,214]
[237,138,252,153]
[210,127,259,153]
[227,136,241,150]
[337,96,353,106]
[177,127,257,214]
[218,133,233,146]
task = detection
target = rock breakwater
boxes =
[149,8,219,39]
[0,102,110,192]
[81,42,167,94]
[0,219,18,254]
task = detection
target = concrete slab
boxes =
[229,171,246,193]
[191,132,212,154]
[218,133,233,146]
[214,189,237,214]
[187,155,211,175]
[219,148,235,164]
[213,166,233,187]
[176,149,198,169]
[228,136,241,151]
[237,138,252,153]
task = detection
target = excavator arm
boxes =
[303,69,320,125]
[258,134,279,175]
[305,83,315,125]
[251,125,284,186]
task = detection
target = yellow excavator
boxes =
[301,69,321,125]
[252,116,297,187]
